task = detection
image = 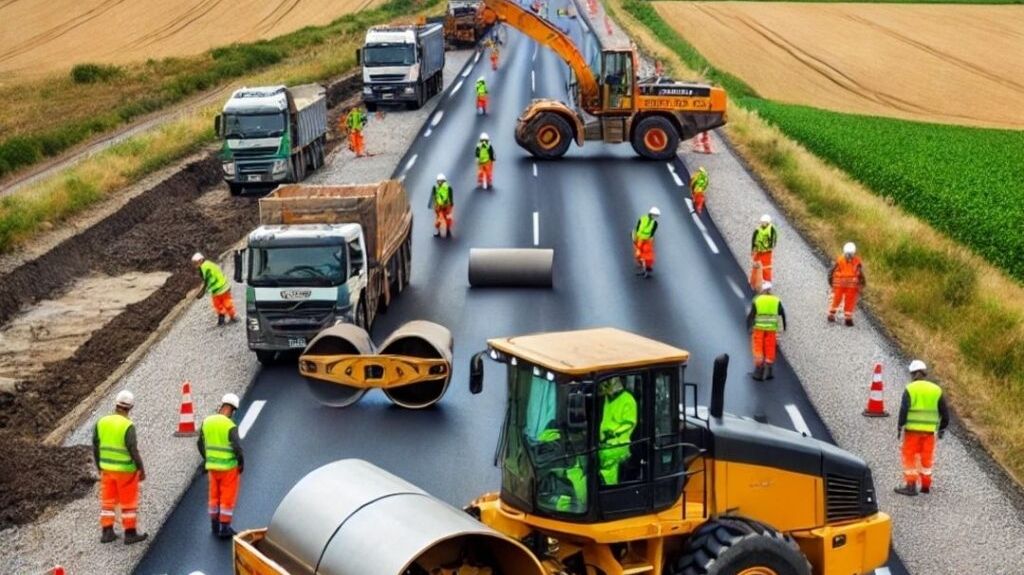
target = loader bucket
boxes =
[259,459,546,575]
[468,248,554,287]
[300,323,374,407]
[377,320,454,409]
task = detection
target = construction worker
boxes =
[828,242,866,326]
[632,207,659,278]
[489,41,500,70]
[198,393,245,538]
[475,132,495,190]
[193,252,237,326]
[689,166,708,215]
[597,377,637,486]
[94,390,147,545]
[345,105,367,157]
[428,173,454,238]
[895,360,949,496]
[747,282,786,381]
[751,214,778,283]
[475,76,489,115]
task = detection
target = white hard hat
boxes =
[761,281,773,292]
[115,390,135,409]
[649,206,661,217]
[480,132,489,140]
[191,252,204,263]
[843,242,857,255]
[221,393,240,409]
[760,214,772,224]
[908,360,927,373]
[436,173,446,181]
[477,75,485,82]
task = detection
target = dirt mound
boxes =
[0,435,94,527]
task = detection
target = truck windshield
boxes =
[223,113,286,139]
[502,363,590,517]
[363,45,416,67]
[249,246,346,287]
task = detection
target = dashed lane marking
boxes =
[431,111,444,126]
[875,568,892,575]
[403,154,418,173]
[690,211,720,254]
[784,404,812,437]
[238,400,266,439]
[727,276,745,300]
[533,212,540,246]
[532,163,538,177]
[531,70,536,93]
[666,163,684,187]
[450,79,464,96]
[532,44,538,62]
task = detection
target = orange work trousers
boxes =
[490,52,499,70]
[211,290,236,319]
[100,470,140,530]
[753,251,773,282]
[434,206,453,233]
[477,162,494,187]
[634,239,655,270]
[901,431,936,489]
[692,191,705,214]
[208,468,240,524]
[829,287,859,320]
[349,129,365,156]
[476,95,488,113]
[751,329,777,368]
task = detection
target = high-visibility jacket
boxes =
[831,255,863,289]
[200,260,230,296]
[476,80,488,96]
[201,414,239,471]
[96,414,137,472]
[904,380,943,433]
[753,225,777,252]
[433,182,452,207]
[753,294,782,331]
[600,391,637,451]
[347,108,366,131]
[634,215,657,241]
[690,170,708,194]
[476,142,494,164]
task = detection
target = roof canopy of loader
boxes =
[487,327,689,377]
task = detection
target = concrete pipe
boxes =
[301,323,375,408]
[468,248,554,288]
[378,320,453,409]
[259,459,546,575]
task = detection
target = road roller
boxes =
[298,320,453,409]
[238,328,891,575]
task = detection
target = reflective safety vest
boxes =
[754,225,777,252]
[600,391,637,449]
[690,170,708,194]
[433,182,452,207]
[832,256,862,289]
[635,215,656,241]
[202,414,238,471]
[476,142,492,164]
[476,81,488,96]
[753,294,781,331]
[347,108,365,131]
[200,260,230,296]
[96,414,137,472]
[905,380,942,433]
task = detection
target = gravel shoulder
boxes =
[581,0,1024,573]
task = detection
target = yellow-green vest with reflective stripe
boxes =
[97,414,137,472]
[635,215,656,241]
[347,108,365,131]
[433,182,452,207]
[476,142,492,164]
[202,414,238,471]
[754,225,776,252]
[753,294,781,332]
[200,260,229,296]
[905,380,942,433]
[476,80,488,96]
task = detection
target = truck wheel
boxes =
[293,155,306,182]
[356,299,370,331]
[365,102,378,113]
[228,183,244,196]
[255,350,277,365]
[526,112,572,159]
[631,116,680,161]
[670,517,811,575]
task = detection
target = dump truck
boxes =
[233,182,412,365]
[485,0,727,160]
[215,85,328,195]
[443,0,497,46]
[359,23,446,110]
[234,328,892,575]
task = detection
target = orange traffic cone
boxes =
[173,380,198,436]
[863,363,889,417]
[749,260,763,292]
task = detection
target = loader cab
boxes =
[600,50,634,112]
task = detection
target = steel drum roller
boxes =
[468,248,554,287]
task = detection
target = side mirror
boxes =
[567,390,586,431]
[214,114,222,137]
[355,48,362,65]
[709,354,729,419]
[469,351,485,394]
[233,250,243,283]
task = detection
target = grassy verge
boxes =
[0,0,442,253]
[611,0,1024,482]
[0,0,435,180]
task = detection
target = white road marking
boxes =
[403,154,418,173]
[461,65,472,78]
[533,212,540,246]
[450,79,464,96]
[238,400,266,439]
[727,276,745,300]
[532,44,538,62]
[684,198,694,211]
[531,70,536,93]
[784,404,812,437]
[690,211,720,254]
[424,128,432,138]
[431,111,444,127]
[473,52,481,65]
[532,163,538,177]
[666,163,683,187]
[875,569,892,575]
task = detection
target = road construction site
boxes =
[2,0,1024,574]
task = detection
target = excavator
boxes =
[482,0,727,160]
[235,327,891,575]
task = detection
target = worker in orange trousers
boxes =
[747,282,786,381]
[475,76,489,115]
[475,132,495,190]
[193,252,237,326]
[345,106,367,157]
[632,207,660,278]
[94,390,148,545]
[690,166,708,215]
[751,214,778,283]
[895,360,949,496]
[828,242,866,326]
[199,393,245,539]
[489,41,500,70]
[429,173,454,238]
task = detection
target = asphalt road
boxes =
[135,7,906,574]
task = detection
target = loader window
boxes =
[602,52,633,111]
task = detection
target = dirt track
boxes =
[653,2,1024,128]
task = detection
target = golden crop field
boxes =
[0,0,381,78]
[652,2,1024,129]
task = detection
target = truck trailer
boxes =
[359,23,445,110]
[233,181,413,364]
[215,84,328,195]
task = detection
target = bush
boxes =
[70,63,123,84]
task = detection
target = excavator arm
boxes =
[483,0,600,110]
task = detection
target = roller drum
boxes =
[301,323,374,407]
[468,248,554,288]
[378,320,454,409]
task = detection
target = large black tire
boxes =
[671,517,811,575]
[355,298,370,332]
[365,101,378,113]
[228,182,244,196]
[255,350,277,365]
[631,116,680,161]
[524,112,573,159]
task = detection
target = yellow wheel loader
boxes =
[235,328,891,575]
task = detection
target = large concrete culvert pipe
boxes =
[377,320,453,409]
[300,323,375,407]
[468,248,554,288]
[257,459,546,575]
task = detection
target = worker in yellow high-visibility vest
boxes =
[198,393,245,538]
[747,282,786,381]
[895,360,949,496]
[94,390,148,545]
[193,252,237,326]
[632,206,660,279]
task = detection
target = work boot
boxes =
[845,318,855,327]
[228,315,238,324]
[100,526,117,544]
[765,365,775,380]
[217,314,226,326]
[920,485,931,494]
[433,229,441,237]
[124,529,149,545]
[752,365,765,381]
[893,484,918,497]
[827,313,837,323]
[218,523,237,540]
[211,518,221,534]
